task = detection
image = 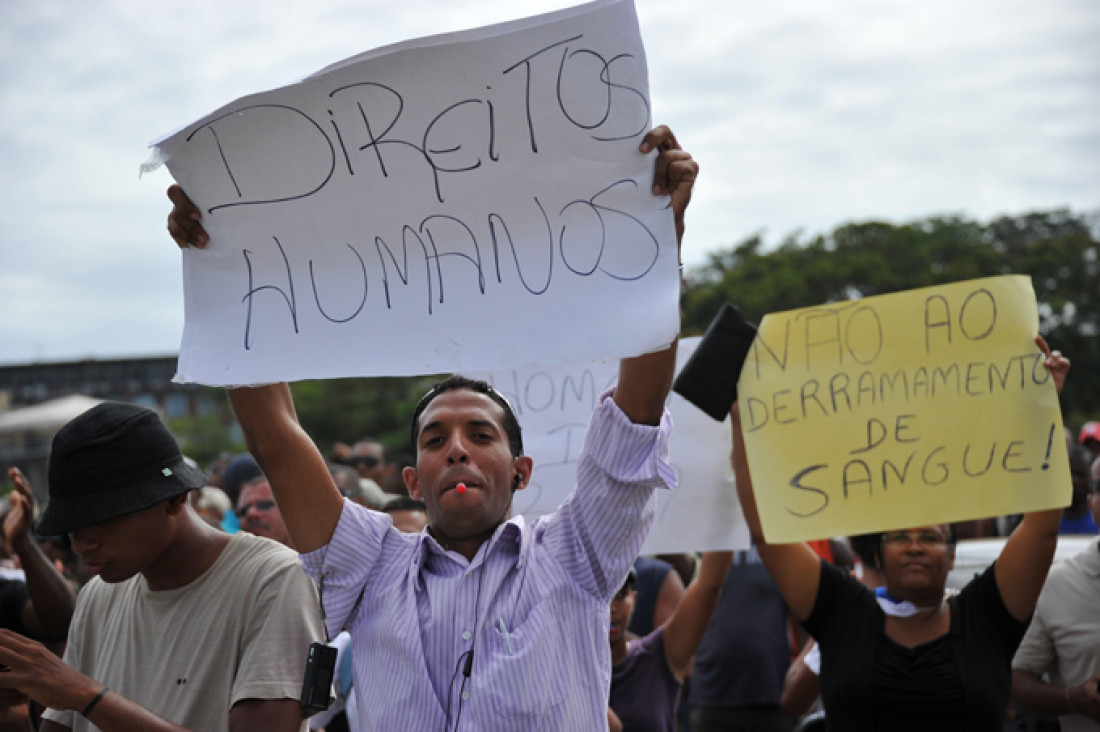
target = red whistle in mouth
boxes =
[456,483,467,495]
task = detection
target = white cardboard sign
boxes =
[148,0,679,385]
[473,337,751,554]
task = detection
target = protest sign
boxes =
[738,275,1071,543]
[473,337,750,554]
[146,0,678,386]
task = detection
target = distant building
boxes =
[0,356,222,507]
[0,355,217,416]
[0,396,105,504]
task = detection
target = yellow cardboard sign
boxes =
[738,275,1071,543]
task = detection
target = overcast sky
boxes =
[1,0,1097,365]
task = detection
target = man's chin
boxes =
[436,494,488,518]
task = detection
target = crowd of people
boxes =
[1,413,1097,731]
[0,126,1094,732]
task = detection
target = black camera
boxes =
[300,642,338,714]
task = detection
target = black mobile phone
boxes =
[300,642,337,714]
[673,303,758,421]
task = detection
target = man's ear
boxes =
[166,493,189,516]
[512,456,534,491]
[404,466,422,500]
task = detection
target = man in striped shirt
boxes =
[167,125,697,730]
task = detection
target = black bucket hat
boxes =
[37,401,207,535]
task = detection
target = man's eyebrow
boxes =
[419,416,501,438]
[419,420,443,437]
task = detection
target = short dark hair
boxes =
[410,375,524,458]
[616,567,638,597]
[942,523,958,547]
[848,533,883,570]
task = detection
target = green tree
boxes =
[169,408,244,468]
[681,209,1099,425]
[289,374,444,460]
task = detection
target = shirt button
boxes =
[462,631,471,640]
[461,691,470,701]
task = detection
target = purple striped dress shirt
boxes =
[301,390,675,730]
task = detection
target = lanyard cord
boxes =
[445,560,487,732]
[318,576,331,643]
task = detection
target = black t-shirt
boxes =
[690,552,791,708]
[871,630,964,725]
[803,560,1027,731]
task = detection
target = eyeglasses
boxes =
[235,499,277,519]
[882,530,948,547]
[348,455,380,469]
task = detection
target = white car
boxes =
[947,534,1095,591]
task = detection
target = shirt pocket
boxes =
[482,598,568,721]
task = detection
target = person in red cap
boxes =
[0,402,324,732]
[1079,421,1100,460]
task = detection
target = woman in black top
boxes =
[730,336,1070,731]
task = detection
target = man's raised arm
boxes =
[613,126,697,425]
[167,189,345,552]
[228,384,344,553]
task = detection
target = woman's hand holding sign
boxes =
[1035,334,1069,395]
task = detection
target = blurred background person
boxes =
[192,486,232,530]
[380,496,428,534]
[691,544,798,732]
[1060,446,1099,534]
[1,468,76,647]
[329,464,387,509]
[1012,458,1100,730]
[610,551,733,732]
[1080,422,1100,461]
[235,462,294,549]
[629,555,686,638]
[347,437,392,489]
[220,452,266,534]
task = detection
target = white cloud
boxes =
[0,0,1096,363]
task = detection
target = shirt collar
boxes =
[501,515,527,568]
[413,514,527,574]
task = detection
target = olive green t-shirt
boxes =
[44,532,323,731]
